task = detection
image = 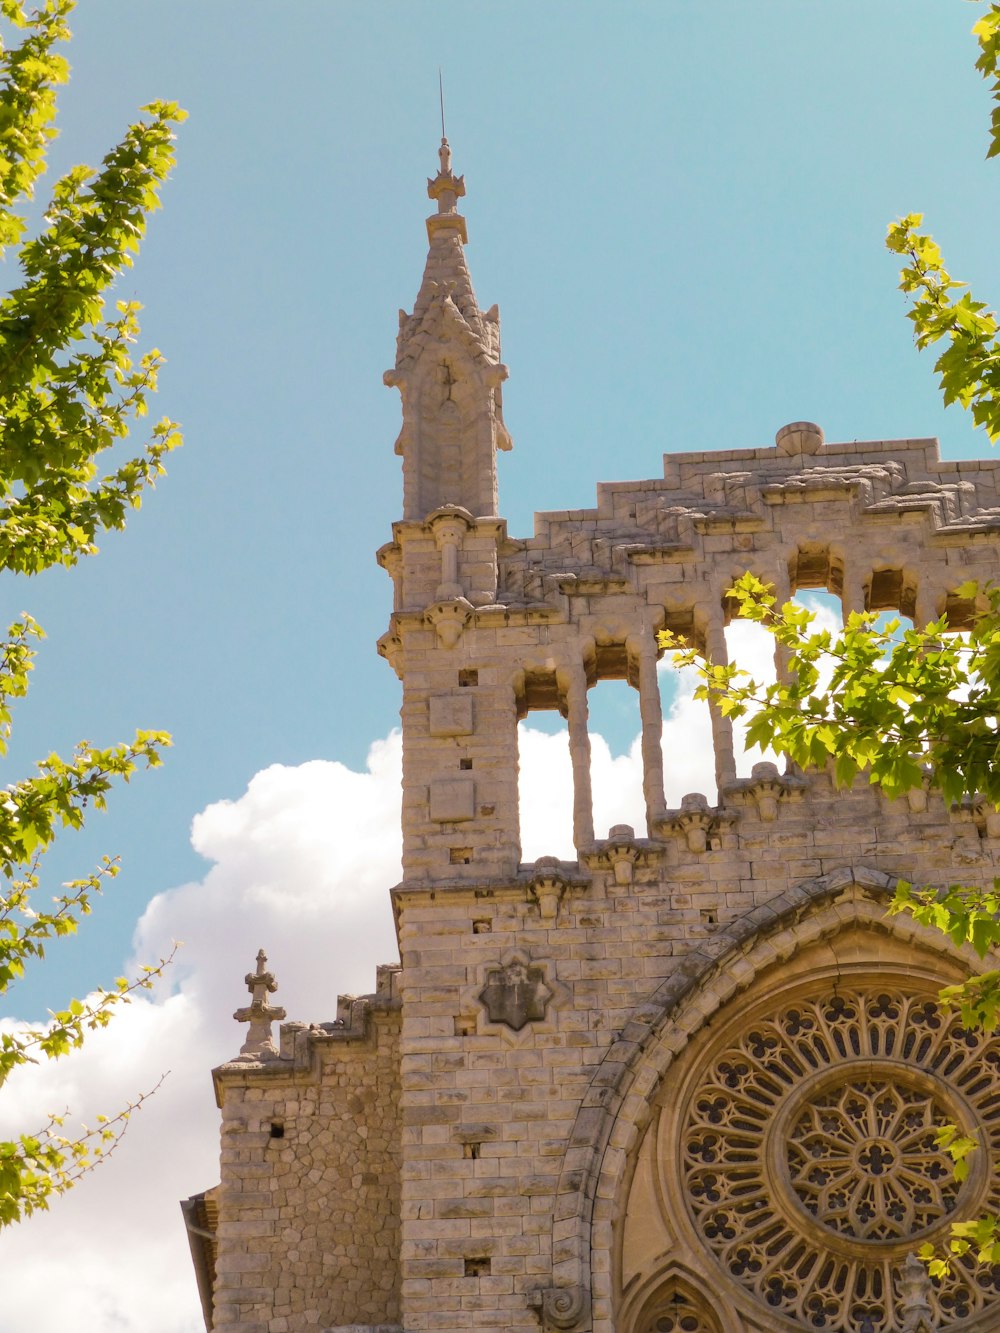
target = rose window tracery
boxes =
[643,1291,717,1333]
[677,985,1000,1331]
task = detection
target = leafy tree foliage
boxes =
[0,0,183,1226]
[665,3,1000,1271]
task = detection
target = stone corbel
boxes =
[653,795,738,853]
[606,824,639,885]
[677,793,713,853]
[907,770,932,814]
[975,798,1000,840]
[376,629,403,677]
[746,761,784,821]
[528,857,586,921]
[425,598,473,649]
[528,1285,587,1331]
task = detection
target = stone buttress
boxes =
[188,142,1000,1333]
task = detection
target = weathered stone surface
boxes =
[196,140,1000,1333]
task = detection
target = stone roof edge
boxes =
[211,965,402,1102]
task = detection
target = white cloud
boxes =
[0,617,827,1332]
[0,739,404,1333]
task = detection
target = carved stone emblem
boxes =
[478,959,552,1031]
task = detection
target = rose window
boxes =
[678,986,1000,1331]
[787,1076,961,1242]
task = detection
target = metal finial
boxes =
[439,68,446,141]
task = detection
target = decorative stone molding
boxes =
[653,794,737,853]
[677,792,711,853]
[744,760,786,820]
[974,797,1000,840]
[478,957,553,1031]
[543,867,990,1333]
[528,856,587,920]
[606,825,639,885]
[375,628,402,677]
[775,420,824,455]
[528,1284,587,1331]
[425,597,472,648]
[720,761,806,821]
[431,511,472,600]
[231,949,286,1062]
[464,946,570,1043]
[582,826,664,885]
[900,1253,937,1332]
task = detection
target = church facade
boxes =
[184,142,1000,1333]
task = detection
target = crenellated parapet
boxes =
[379,406,1000,886]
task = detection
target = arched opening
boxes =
[514,668,575,861]
[656,657,716,805]
[656,608,716,806]
[588,676,645,838]
[603,893,1000,1333]
[632,1282,723,1333]
[722,560,849,778]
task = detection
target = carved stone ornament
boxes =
[528,1284,586,1331]
[479,958,552,1032]
[900,1252,937,1332]
[232,948,286,1062]
[677,983,1000,1331]
[641,1292,718,1333]
[425,598,472,649]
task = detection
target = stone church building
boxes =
[183,141,1000,1332]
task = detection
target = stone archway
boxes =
[537,867,1000,1333]
[626,1267,732,1333]
[618,956,1000,1332]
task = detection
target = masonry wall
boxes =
[212,994,402,1333]
[203,428,1000,1332]
[392,779,1000,1332]
[377,429,1000,1331]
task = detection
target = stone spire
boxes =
[384,138,512,522]
[232,948,286,1062]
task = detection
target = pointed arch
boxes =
[538,866,986,1333]
[624,1265,735,1333]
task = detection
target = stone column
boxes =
[629,630,667,829]
[559,662,595,850]
[841,566,868,621]
[915,583,941,631]
[771,563,794,685]
[433,517,465,600]
[703,611,736,791]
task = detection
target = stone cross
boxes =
[233,948,286,1061]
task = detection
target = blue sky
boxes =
[2,4,999,1329]
[8,0,1000,1016]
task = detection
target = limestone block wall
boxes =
[391,785,1000,1332]
[211,971,402,1333]
[372,427,1000,1330]
[378,430,1000,890]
